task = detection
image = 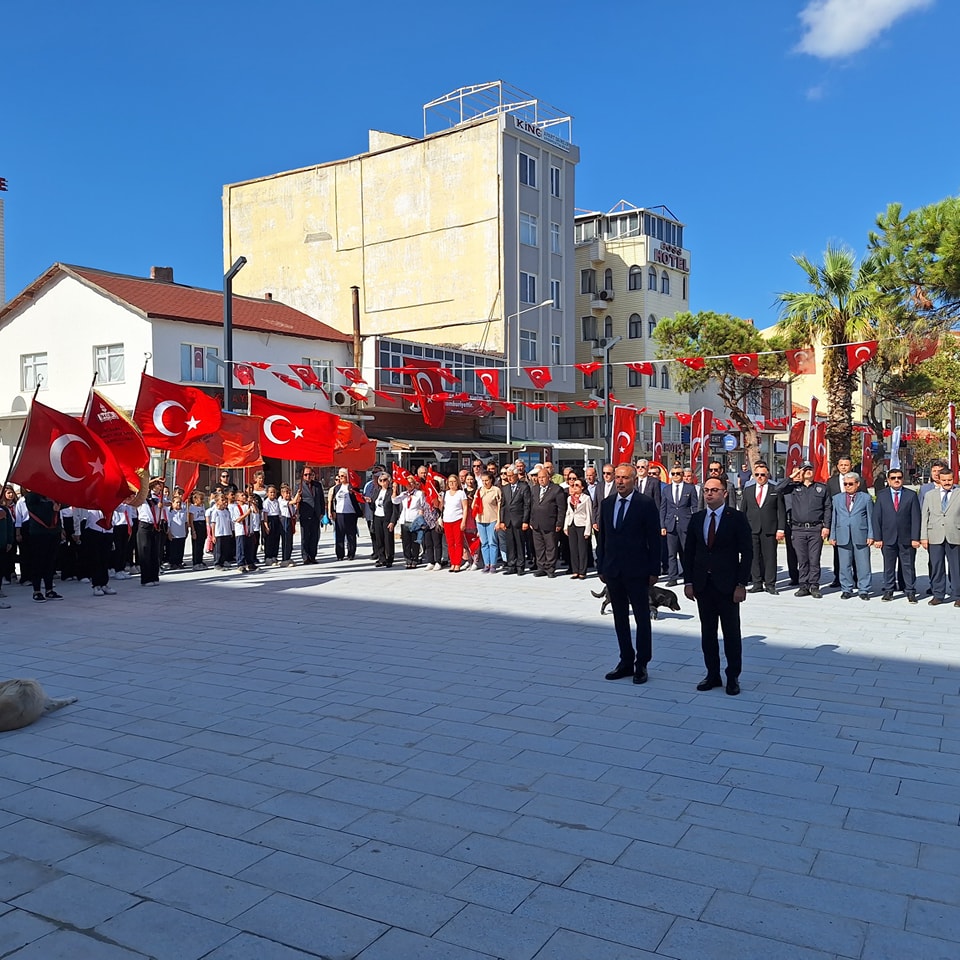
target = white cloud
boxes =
[797,0,934,58]
[805,83,826,100]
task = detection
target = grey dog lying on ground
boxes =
[0,679,78,732]
[590,584,682,619]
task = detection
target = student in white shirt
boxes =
[165,495,189,569]
[260,485,282,566]
[188,492,208,570]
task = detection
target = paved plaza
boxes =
[1,537,959,959]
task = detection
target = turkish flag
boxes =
[524,366,552,389]
[690,407,713,482]
[731,353,759,376]
[653,420,663,463]
[336,367,365,383]
[677,357,705,371]
[659,410,666,426]
[134,374,223,450]
[861,431,874,489]
[626,362,654,376]
[82,389,149,497]
[475,368,500,399]
[250,393,339,463]
[174,461,201,496]
[785,420,807,475]
[234,364,256,386]
[333,420,378,471]
[401,358,447,429]
[174,412,263,467]
[949,402,958,480]
[344,386,368,404]
[575,361,602,376]
[786,348,816,375]
[812,421,829,482]
[675,412,693,426]
[611,406,636,465]
[288,364,327,393]
[247,362,272,370]
[907,336,939,364]
[501,401,517,414]
[11,400,131,516]
[846,340,878,373]
[272,371,304,390]
[392,462,413,486]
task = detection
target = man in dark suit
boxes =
[738,463,786,594]
[498,466,531,575]
[292,466,325,564]
[635,459,662,508]
[826,456,855,587]
[660,465,698,585]
[872,468,920,602]
[697,461,726,510]
[529,468,565,578]
[596,464,662,684]
[684,476,753,695]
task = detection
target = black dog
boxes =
[590,584,681,619]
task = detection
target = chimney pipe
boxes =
[150,266,174,282]
[264,292,273,300]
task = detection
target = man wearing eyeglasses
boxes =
[634,459,661,507]
[780,461,832,597]
[829,472,875,600]
[292,466,325,565]
[826,456,855,588]
[919,468,960,606]
[872,468,920,603]
[739,463,786,595]
[660,465,697,586]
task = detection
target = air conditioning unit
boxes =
[599,289,614,301]
[331,388,354,408]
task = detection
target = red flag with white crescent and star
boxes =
[785,420,806,475]
[82,388,149,498]
[626,362,654,376]
[653,420,663,463]
[813,421,829,482]
[288,364,329,396]
[524,366,553,389]
[402,358,447,429]
[336,367,365,384]
[272,371,304,390]
[677,357,705,371]
[731,353,759,377]
[949,402,958,480]
[690,407,713,483]
[574,361,602,377]
[11,400,132,516]
[861,431,874,489]
[907,336,939,364]
[474,368,500,399]
[846,340,878,374]
[133,373,223,450]
[234,364,256,386]
[392,462,413,487]
[249,394,339,463]
[611,406,636,465]
[786,348,816,375]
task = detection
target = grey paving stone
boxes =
[94,900,234,959]
[0,908,58,954]
[335,839,474,893]
[0,856,61,901]
[448,867,538,911]
[617,839,759,894]
[802,824,920,866]
[4,928,149,958]
[501,814,632,863]
[139,864,271,922]
[354,926,497,959]
[235,891,388,958]
[0,819,96,862]
[906,897,960,942]
[105,784,188,815]
[434,903,554,960]
[811,850,959,904]
[861,923,960,960]
[236,849,349,900]
[0,786,101,826]
[58,842,180,889]
[658,916,840,960]
[447,833,581,884]
[253,790,368,830]
[144,826,270,876]
[200,932,325,959]
[11,873,139,928]
[532,928,662,959]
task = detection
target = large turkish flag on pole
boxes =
[82,389,149,497]
[133,374,223,450]
[611,406,636,465]
[250,394,339,463]
[11,400,132,516]
[785,420,806,475]
[690,407,713,483]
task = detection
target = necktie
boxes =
[847,493,853,511]
[539,486,545,502]
[893,490,900,512]
[674,484,680,504]
[943,492,949,512]
[707,511,716,548]
[756,486,762,505]
[616,497,627,529]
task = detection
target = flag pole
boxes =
[2,381,43,492]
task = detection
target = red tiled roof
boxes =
[10,264,351,343]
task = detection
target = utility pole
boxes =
[223,256,247,412]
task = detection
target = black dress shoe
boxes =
[747,584,763,594]
[907,593,918,604]
[547,572,556,578]
[633,666,648,684]
[840,592,853,600]
[605,664,634,680]
[830,580,841,588]
[860,593,870,601]
[502,569,517,575]
[929,597,945,606]
[881,593,893,602]
[810,587,822,598]
[696,675,723,691]
[533,569,546,577]
[795,587,810,597]
[725,679,741,696]
[765,585,778,596]
[789,579,799,586]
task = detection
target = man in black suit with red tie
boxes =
[872,467,921,602]
[739,463,786,594]
[684,476,752,695]
[597,464,662,684]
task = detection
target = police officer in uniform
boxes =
[779,461,832,597]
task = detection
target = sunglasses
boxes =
[671,472,683,476]
[842,481,858,487]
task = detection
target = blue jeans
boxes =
[478,522,499,567]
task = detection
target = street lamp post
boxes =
[505,298,554,445]
[223,256,247,412]
[593,335,621,462]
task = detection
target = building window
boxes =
[628,367,644,388]
[550,279,561,310]
[551,334,561,365]
[661,367,670,389]
[648,314,658,338]
[301,357,332,392]
[559,416,594,439]
[520,212,538,247]
[575,219,598,243]
[648,267,657,290]
[520,330,538,363]
[649,365,658,388]
[583,370,599,391]
[549,165,561,198]
[21,353,47,391]
[770,387,786,419]
[746,389,763,418]
[580,269,596,294]
[550,221,561,254]
[519,272,537,304]
[180,344,220,384]
[604,316,613,338]
[511,388,524,422]
[519,153,537,188]
[661,271,670,295]
[533,390,546,423]
[94,343,124,383]
[581,316,598,341]
[682,275,688,300]
[628,265,643,290]
[628,314,642,339]
[604,268,614,292]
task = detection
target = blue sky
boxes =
[2,0,956,330]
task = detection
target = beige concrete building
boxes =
[223,82,581,445]
[566,202,691,459]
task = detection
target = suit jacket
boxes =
[294,479,325,521]
[370,487,400,525]
[660,482,698,535]
[635,475,662,509]
[920,488,960,545]
[499,481,531,527]
[530,483,566,532]
[739,482,787,535]
[872,487,920,545]
[684,506,752,595]
[596,491,660,581]
[831,491,874,546]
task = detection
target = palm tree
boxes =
[776,245,880,459]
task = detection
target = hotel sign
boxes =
[649,240,690,273]
[512,115,571,153]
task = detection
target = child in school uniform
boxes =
[278,484,296,567]
[80,509,117,596]
[211,494,235,570]
[230,492,252,573]
[260,485,282,566]
[245,494,260,572]
[166,495,188,569]
[188,491,208,569]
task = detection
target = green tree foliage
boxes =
[653,311,789,468]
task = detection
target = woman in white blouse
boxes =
[392,478,426,569]
[563,477,594,579]
[441,475,467,572]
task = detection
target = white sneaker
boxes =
[113,571,130,580]
[102,586,117,595]
[93,586,105,597]
[81,578,91,584]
